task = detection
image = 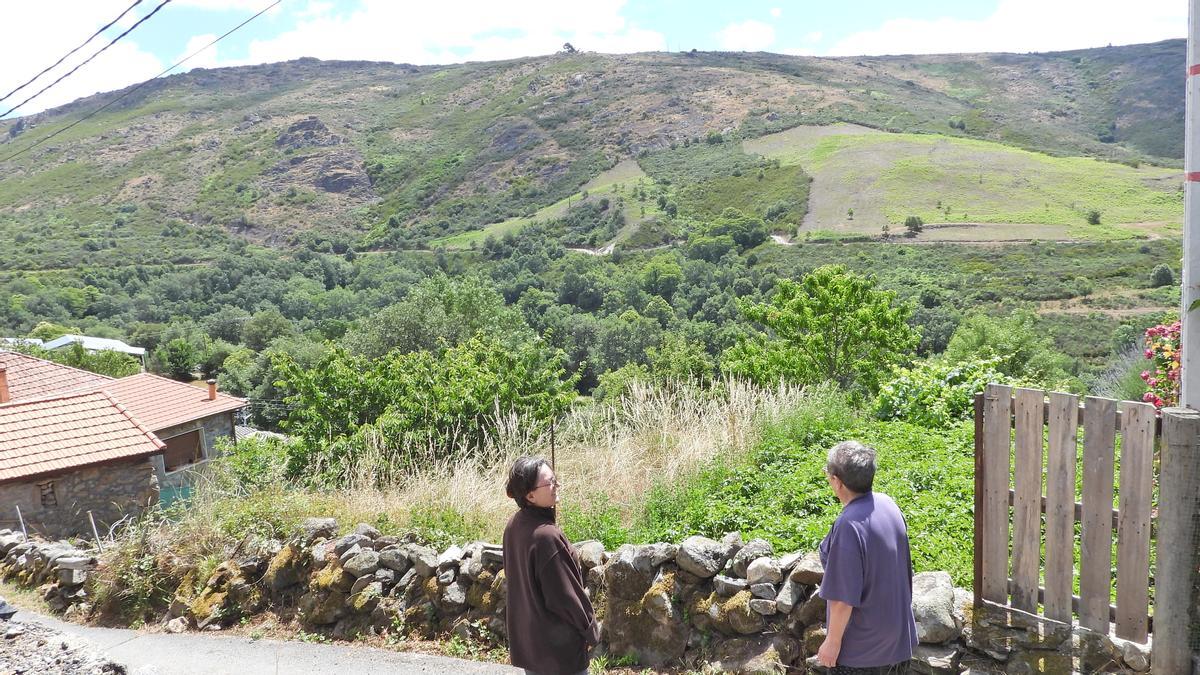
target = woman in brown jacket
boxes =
[502,456,600,675]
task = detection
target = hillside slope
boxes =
[0,41,1185,269]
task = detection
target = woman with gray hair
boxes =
[502,456,599,675]
[817,441,917,674]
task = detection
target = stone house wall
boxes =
[151,412,236,491]
[0,458,159,539]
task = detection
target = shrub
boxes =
[1150,264,1174,288]
[1086,209,1101,225]
[873,356,1010,428]
[904,215,924,235]
[1140,320,1180,408]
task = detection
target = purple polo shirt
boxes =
[818,491,917,668]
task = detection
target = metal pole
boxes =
[14,505,26,542]
[87,510,103,552]
[1182,0,1200,409]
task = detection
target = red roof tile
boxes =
[0,350,112,402]
[85,373,246,432]
[0,391,165,483]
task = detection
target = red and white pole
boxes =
[1182,0,1200,409]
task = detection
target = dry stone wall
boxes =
[0,523,1153,674]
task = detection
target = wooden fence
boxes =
[973,384,1163,644]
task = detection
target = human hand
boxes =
[816,637,840,668]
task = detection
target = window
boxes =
[38,481,57,508]
[162,430,204,472]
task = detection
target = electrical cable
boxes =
[0,0,146,106]
[0,0,174,119]
[0,0,282,164]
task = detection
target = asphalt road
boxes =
[12,609,521,675]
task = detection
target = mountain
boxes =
[0,40,1185,270]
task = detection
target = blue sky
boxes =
[0,0,1186,117]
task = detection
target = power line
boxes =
[0,0,146,106]
[0,0,282,164]
[0,0,174,119]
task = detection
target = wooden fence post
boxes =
[1154,407,1200,674]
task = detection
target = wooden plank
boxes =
[981,384,1012,604]
[1004,578,1146,630]
[1079,396,1116,634]
[1010,387,1044,613]
[1005,490,1125,532]
[1114,400,1155,642]
[972,393,984,609]
[1043,391,1078,623]
[1153,407,1200,673]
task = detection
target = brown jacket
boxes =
[502,506,599,674]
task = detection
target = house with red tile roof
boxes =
[0,351,248,536]
[0,391,164,538]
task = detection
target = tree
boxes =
[640,254,683,300]
[943,311,1073,386]
[904,215,923,235]
[156,338,198,381]
[720,265,918,392]
[29,321,80,341]
[561,42,577,54]
[241,309,295,351]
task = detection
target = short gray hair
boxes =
[826,441,876,494]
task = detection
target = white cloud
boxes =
[716,20,776,52]
[178,34,222,70]
[825,0,1184,56]
[233,0,665,66]
[770,8,782,18]
[0,3,162,118]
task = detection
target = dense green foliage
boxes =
[631,392,975,585]
[873,356,1013,428]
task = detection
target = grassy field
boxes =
[744,124,1183,239]
[433,159,650,249]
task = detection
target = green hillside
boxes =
[745,124,1182,240]
[0,41,1186,269]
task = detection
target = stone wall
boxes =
[0,532,96,614]
[0,521,1154,674]
[0,458,158,539]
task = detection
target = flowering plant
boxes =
[1141,320,1180,408]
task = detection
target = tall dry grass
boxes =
[92,379,813,617]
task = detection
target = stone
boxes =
[337,544,363,566]
[333,533,370,555]
[58,568,87,586]
[777,551,802,573]
[802,623,826,655]
[912,571,960,644]
[393,568,418,595]
[1113,635,1151,672]
[732,539,774,577]
[372,568,396,587]
[480,545,504,566]
[164,617,189,634]
[794,590,826,626]
[748,599,777,615]
[349,574,375,597]
[711,635,799,675]
[714,575,748,597]
[721,531,744,558]
[605,545,656,600]
[373,536,401,550]
[407,544,438,576]
[53,556,95,571]
[437,545,465,570]
[351,523,381,539]
[724,591,766,634]
[263,543,307,592]
[910,643,960,675]
[437,568,456,585]
[602,590,689,666]
[441,578,468,608]
[575,540,606,571]
[635,543,678,570]
[746,557,783,585]
[675,536,728,578]
[775,579,805,614]
[378,548,410,574]
[342,550,380,578]
[750,583,777,600]
[789,552,824,584]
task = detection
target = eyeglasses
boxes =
[534,478,562,490]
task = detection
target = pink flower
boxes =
[1146,349,1155,359]
[1144,392,1156,402]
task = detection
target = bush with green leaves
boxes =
[636,390,975,585]
[872,356,1012,428]
[276,335,578,483]
[721,265,917,393]
[1150,263,1174,288]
